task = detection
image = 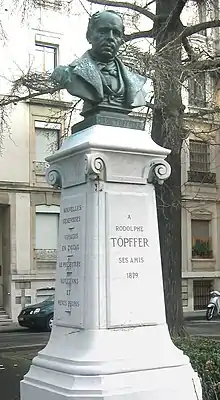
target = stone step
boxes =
[0,314,10,319]
[0,318,12,325]
[0,308,12,325]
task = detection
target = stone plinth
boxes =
[20,122,202,399]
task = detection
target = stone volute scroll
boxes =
[147,158,171,185]
[85,153,106,181]
[45,166,62,188]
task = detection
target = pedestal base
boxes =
[21,325,202,400]
[21,359,201,400]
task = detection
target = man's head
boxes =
[86,10,124,62]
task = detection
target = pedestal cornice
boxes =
[46,124,171,189]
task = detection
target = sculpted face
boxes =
[89,12,124,62]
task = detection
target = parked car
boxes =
[18,296,54,331]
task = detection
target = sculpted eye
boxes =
[114,30,121,37]
[98,28,108,34]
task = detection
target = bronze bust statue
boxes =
[52,10,147,115]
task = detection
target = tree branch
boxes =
[158,19,220,55]
[145,101,154,109]
[182,37,196,61]
[186,57,220,73]
[0,88,57,107]
[0,73,61,107]
[183,19,220,38]
[145,0,155,7]
[124,29,154,41]
[86,0,155,20]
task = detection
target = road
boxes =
[0,321,220,400]
[186,319,220,338]
[0,330,50,351]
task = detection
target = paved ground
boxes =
[0,348,40,400]
[0,329,49,400]
[186,319,220,339]
[0,329,50,351]
[0,350,35,400]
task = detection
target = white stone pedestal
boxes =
[20,123,202,399]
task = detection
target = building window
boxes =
[193,280,212,310]
[191,219,213,259]
[36,287,55,303]
[36,213,59,249]
[188,73,206,107]
[188,140,216,183]
[35,205,60,262]
[34,124,60,175]
[15,295,32,305]
[15,281,31,290]
[15,296,21,304]
[35,127,60,162]
[190,140,210,172]
[34,43,58,73]
[25,296,32,305]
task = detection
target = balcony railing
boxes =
[33,161,49,176]
[188,170,216,184]
[35,249,57,262]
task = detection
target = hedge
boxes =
[174,337,220,400]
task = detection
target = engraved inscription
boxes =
[109,218,148,281]
[54,194,85,327]
[99,116,143,130]
[110,237,149,248]
[107,193,152,327]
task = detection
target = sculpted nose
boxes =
[108,30,114,39]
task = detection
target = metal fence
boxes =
[193,279,213,310]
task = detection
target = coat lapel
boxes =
[116,57,147,105]
[69,52,104,100]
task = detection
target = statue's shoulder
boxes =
[51,52,92,86]
[51,64,71,86]
[69,51,91,69]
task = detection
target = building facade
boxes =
[180,1,220,313]
[181,124,220,312]
[0,0,98,321]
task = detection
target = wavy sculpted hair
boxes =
[86,10,124,43]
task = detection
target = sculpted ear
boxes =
[120,35,125,47]
[86,28,92,44]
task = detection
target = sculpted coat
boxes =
[52,50,147,113]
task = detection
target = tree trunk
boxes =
[152,110,183,336]
[151,0,185,336]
